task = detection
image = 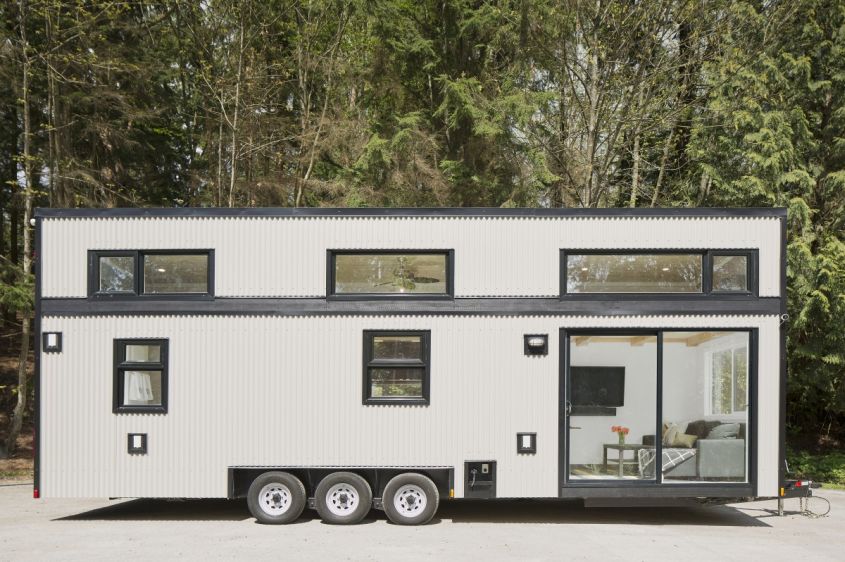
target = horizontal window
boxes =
[143,254,209,294]
[363,331,430,405]
[330,251,453,298]
[566,254,702,294]
[114,339,168,414]
[90,250,213,297]
[562,251,756,295]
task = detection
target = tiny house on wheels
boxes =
[33,207,788,525]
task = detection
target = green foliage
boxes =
[1,0,845,438]
[787,449,845,486]
[0,263,33,314]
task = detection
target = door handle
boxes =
[569,425,582,430]
[565,401,572,416]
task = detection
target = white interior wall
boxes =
[663,343,705,426]
[568,341,657,465]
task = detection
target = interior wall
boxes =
[662,343,704,426]
[568,340,657,465]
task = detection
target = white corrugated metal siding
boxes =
[40,314,780,499]
[40,217,782,298]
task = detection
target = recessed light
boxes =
[661,267,670,271]
[581,267,589,271]
[157,268,166,273]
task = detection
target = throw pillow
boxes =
[663,423,681,446]
[672,433,698,448]
[706,423,741,439]
[685,420,721,439]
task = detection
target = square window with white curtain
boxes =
[113,339,169,414]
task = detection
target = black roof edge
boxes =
[34,206,788,219]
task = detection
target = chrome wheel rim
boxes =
[258,483,292,516]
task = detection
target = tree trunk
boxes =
[217,116,224,207]
[5,0,34,457]
[629,133,640,208]
[629,81,646,208]
[651,128,674,207]
[585,41,599,207]
[227,19,244,208]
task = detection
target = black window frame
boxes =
[559,249,758,298]
[328,250,454,300]
[709,251,755,295]
[89,249,215,299]
[113,338,169,414]
[559,327,757,492]
[362,330,431,405]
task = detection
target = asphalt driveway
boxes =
[0,483,842,561]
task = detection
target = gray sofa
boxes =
[644,420,746,480]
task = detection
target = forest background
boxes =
[1,0,843,484]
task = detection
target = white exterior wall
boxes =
[40,216,783,298]
[40,314,781,499]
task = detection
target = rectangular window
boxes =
[330,251,453,298]
[98,254,136,293]
[565,253,703,294]
[708,344,748,416]
[561,250,757,296]
[143,253,210,294]
[363,331,430,405]
[113,339,168,414]
[90,250,213,297]
[711,254,750,293]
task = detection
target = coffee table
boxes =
[602,443,654,477]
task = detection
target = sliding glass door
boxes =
[563,329,752,486]
[565,332,657,481]
[661,331,750,483]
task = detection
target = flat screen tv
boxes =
[570,366,625,408]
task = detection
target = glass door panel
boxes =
[661,331,749,483]
[566,333,657,481]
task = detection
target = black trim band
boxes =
[34,206,787,219]
[40,296,783,317]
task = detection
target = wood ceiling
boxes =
[572,332,727,347]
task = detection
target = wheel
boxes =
[314,472,373,524]
[247,471,306,524]
[383,473,439,525]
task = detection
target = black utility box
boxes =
[464,461,496,499]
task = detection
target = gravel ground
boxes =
[0,483,842,562]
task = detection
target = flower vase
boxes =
[618,433,625,446]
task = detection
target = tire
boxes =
[247,471,307,525]
[383,473,439,525]
[314,472,373,525]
